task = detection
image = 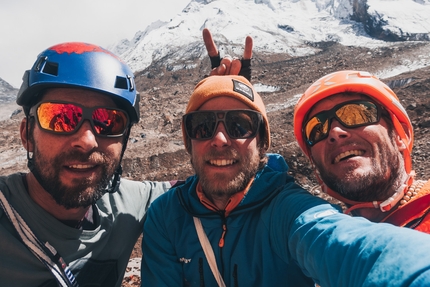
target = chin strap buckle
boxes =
[379,171,415,212]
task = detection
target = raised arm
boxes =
[202,28,253,80]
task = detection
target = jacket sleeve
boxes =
[141,191,183,286]
[288,204,430,287]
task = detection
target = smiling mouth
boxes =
[333,150,365,164]
[68,164,96,169]
[209,159,236,166]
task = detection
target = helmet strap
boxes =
[323,171,416,215]
[26,114,36,173]
[106,126,131,193]
[106,164,122,194]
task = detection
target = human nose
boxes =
[210,122,231,147]
[70,120,98,151]
[327,119,351,143]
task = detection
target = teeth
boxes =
[334,150,364,163]
[209,159,235,166]
[69,164,95,169]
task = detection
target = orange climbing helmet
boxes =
[294,70,413,173]
[293,70,414,212]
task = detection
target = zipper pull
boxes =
[219,223,227,247]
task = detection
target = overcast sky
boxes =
[0,0,190,88]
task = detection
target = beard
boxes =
[316,143,403,202]
[31,146,120,209]
[191,147,262,199]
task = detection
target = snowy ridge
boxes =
[0,77,18,103]
[114,0,430,75]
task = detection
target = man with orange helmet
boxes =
[294,70,430,230]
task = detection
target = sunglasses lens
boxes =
[335,102,378,126]
[304,117,329,146]
[185,110,260,140]
[225,111,259,139]
[185,112,217,139]
[304,101,379,146]
[37,102,82,133]
[92,108,128,136]
[36,103,128,136]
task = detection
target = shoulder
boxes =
[116,178,171,202]
[149,185,183,210]
[118,178,171,192]
[265,153,289,172]
[147,177,198,215]
[0,173,27,200]
[266,182,338,232]
[97,178,171,216]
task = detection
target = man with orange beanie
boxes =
[142,75,316,286]
[140,75,430,287]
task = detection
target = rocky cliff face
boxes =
[0,77,18,102]
[351,0,430,41]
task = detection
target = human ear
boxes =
[396,122,412,152]
[20,118,34,152]
[395,134,407,151]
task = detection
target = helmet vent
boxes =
[34,56,59,76]
[115,75,134,91]
[34,56,47,72]
[115,76,128,90]
[42,62,59,76]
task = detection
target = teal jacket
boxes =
[141,154,430,286]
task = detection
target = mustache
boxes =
[57,150,107,165]
[203,148,239,161]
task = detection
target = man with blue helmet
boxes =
[0,42,171,287]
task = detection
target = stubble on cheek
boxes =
[191,148,260,199]
[31,144,120,208]
[316,149,402,202]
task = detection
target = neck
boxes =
[351,172,415,222]
[26,173,90,222]
[206,194,231,211]
[352,208,390,222]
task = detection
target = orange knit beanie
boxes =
[182,75,270,152]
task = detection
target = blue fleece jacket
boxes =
[141,154,430,286]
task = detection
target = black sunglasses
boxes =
[303,100,381,146]
[29,101,129,137]
[183,110,262,140]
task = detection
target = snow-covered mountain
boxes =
[111,0,430,76]
[0,77,18,103]
[0,77,20,121]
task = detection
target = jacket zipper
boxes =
[218,212,227,278]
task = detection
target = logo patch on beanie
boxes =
[232,79,254,101]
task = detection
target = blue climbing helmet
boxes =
[17,42,139,194]
[17,42,140,124]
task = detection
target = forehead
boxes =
[307,92,372,117]
[199,96,250,111]
[40,88,117,107]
